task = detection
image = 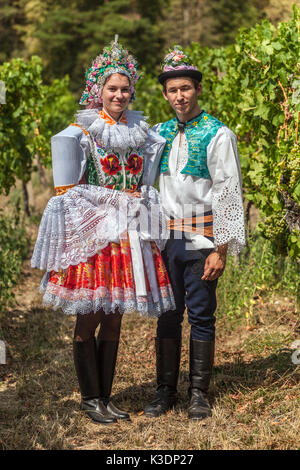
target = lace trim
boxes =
[176,135,189,173]
[74,109,149,151]
[31,184,168,272]
[212,176,246,255]
[41,284,176,317]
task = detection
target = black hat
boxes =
[158,68,202,85]
[159,45,202,85]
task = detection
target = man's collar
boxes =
[176,110,204,131]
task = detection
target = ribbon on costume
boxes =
[168,211,214,238]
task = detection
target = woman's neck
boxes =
[102,106,123,123]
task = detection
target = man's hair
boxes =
[163,78,200,94]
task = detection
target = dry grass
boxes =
[0,178,299,450]
[0,261,299,450]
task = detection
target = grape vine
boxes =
[0,56,77,197]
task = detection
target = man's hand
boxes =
[201,244,228,281]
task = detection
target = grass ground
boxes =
[0,178,299,450]
[0,259,299,450]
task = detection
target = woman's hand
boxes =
[123,189,141,198]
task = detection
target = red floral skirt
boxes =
[42,235,175,317]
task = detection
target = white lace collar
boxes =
[74,108,149,150]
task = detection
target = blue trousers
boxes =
[157,237,217,341]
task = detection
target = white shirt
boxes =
[158,126,246,254]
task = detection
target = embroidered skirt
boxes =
[41,236,175,317]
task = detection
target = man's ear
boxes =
[197,84,202,97]
[162,89,169,102]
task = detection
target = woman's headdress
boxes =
[79,35,140,107]
[158,45,202,85]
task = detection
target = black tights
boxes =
[74,310,122,342]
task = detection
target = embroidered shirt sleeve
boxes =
[207,127,246,255]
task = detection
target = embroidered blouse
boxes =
[51,108,165,194]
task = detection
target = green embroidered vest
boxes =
[159,111,224,179]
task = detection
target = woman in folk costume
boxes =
[31,37,175,424]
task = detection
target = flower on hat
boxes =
[161,45,198,72]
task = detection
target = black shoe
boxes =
[97,338,131,421]
[188,389,212,420]
[144,337,181,418]
[73,338,117,424]
[144,386,176,417]
[106,401,130,420]
[188,339,214,420]
[81,398,117,424]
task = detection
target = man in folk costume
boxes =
[144,46,246,420]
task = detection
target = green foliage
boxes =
[134,70,173,125]
[4,0,167,94]
[205,0,267,47]
[217,232,299,319]
[0,1,295,99]
[0,203,29,313]
[0,0,24,63]
[38,76,78,168]
[135,8,300,259]
[0,56,76,193]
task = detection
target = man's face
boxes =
[163,77,201,117]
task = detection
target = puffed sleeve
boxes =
[142,125,165,186]
[51,124,90,193]
[207,127,246,255]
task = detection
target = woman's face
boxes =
[101,73,131,120]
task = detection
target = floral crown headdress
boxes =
[158,45,202,85]
[79,35,140,107]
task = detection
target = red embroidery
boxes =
[100,154,122,175]
[48,239,172,295]
[125,154,143,175]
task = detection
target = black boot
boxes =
[97,339,130,421]
[144,337,181,417]
[188,339,214,420]
[73,338,117,424]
